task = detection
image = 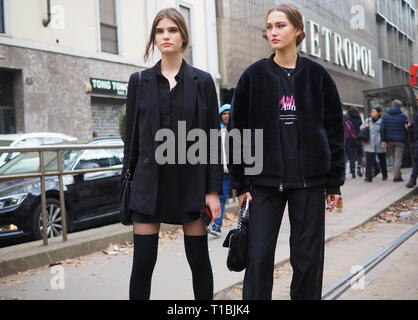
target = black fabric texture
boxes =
[184,234,214,300]
[129,234,159,300]
[227,54,345,196]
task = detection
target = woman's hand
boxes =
[326,194,340,212]
[238,192,253,208]
[206,192,221,219]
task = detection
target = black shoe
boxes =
[406,180,416,188]
[393,177,404,182]
[357,168,363,177]
[352,172,356,179]
[364,178,372,183]
[382,176,388,181]
[373,170,380,178]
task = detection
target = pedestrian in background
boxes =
[122,8,222,300]
[228,3,345,300]
[209,104,232,236]
[346,107,364,179]
[361,107,387,182]
[380,99,409,182]
[406,98,418,188]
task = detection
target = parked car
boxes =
[0,137,123,247]
[0,132,78,168]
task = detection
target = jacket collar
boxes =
[268,52,305,78]
[155,59,188,81]
[143,59,197,81]
[140,59,198,146]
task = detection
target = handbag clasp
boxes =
[125,169,131,179]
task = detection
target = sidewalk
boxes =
[0,168,416,300]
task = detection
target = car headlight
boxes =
[0,193,28,210]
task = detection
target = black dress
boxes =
[132,60,200,225]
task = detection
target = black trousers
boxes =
[347,141,363,173]
[365,152,387,181]
[243,185,325,300]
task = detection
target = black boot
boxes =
[357,167,363,177]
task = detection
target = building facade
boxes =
[216,0,417,112]
[0,0,220,138]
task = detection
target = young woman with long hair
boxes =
[227,3,345,300]
[122,7,222,300]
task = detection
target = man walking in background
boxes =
[380,99,409,182]
[209,104,232,236]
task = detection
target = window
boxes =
[99,0,118,54]
[0,0,4,34]
[0,70,16,134]
[179,5,193,65]
[75,149,119,170]
[41,137,66,145]
[110,147,124,165]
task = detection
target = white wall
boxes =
[1,0,219,77]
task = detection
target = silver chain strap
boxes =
[237,198,250,230]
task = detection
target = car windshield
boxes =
[0,150,81,175]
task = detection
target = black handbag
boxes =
[359,120,370,142]
[119,72,142,226]
[222,198,250,272]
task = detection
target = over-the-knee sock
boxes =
[184,234,213,300]
[129,234,159,300]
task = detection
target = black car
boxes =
[0,137,123,247]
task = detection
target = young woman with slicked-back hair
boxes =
[227,3,345,300]
[122,7,222,300]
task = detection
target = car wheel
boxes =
[32,198,72,240]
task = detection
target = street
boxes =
[0,168,417,300]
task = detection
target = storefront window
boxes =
[0,70,16,134]
[0,0,4,34]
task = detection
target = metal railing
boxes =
[0,143,124,246]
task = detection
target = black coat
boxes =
[122,61,223,216]
[380,107,408,143]
[412,110,418,142]
[227,54,345,195]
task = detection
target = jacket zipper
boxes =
[278,113,285,192]
[278,84,285,192]
[290,74,307,189]
[297,119,307,189]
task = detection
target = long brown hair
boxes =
[144,8,189,61]
[266,3,305,46]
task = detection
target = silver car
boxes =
[0,132,77,167]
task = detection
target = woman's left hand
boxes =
[206,192,221,220]
[326,194,341,212]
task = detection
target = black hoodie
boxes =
[227,54,345,195]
